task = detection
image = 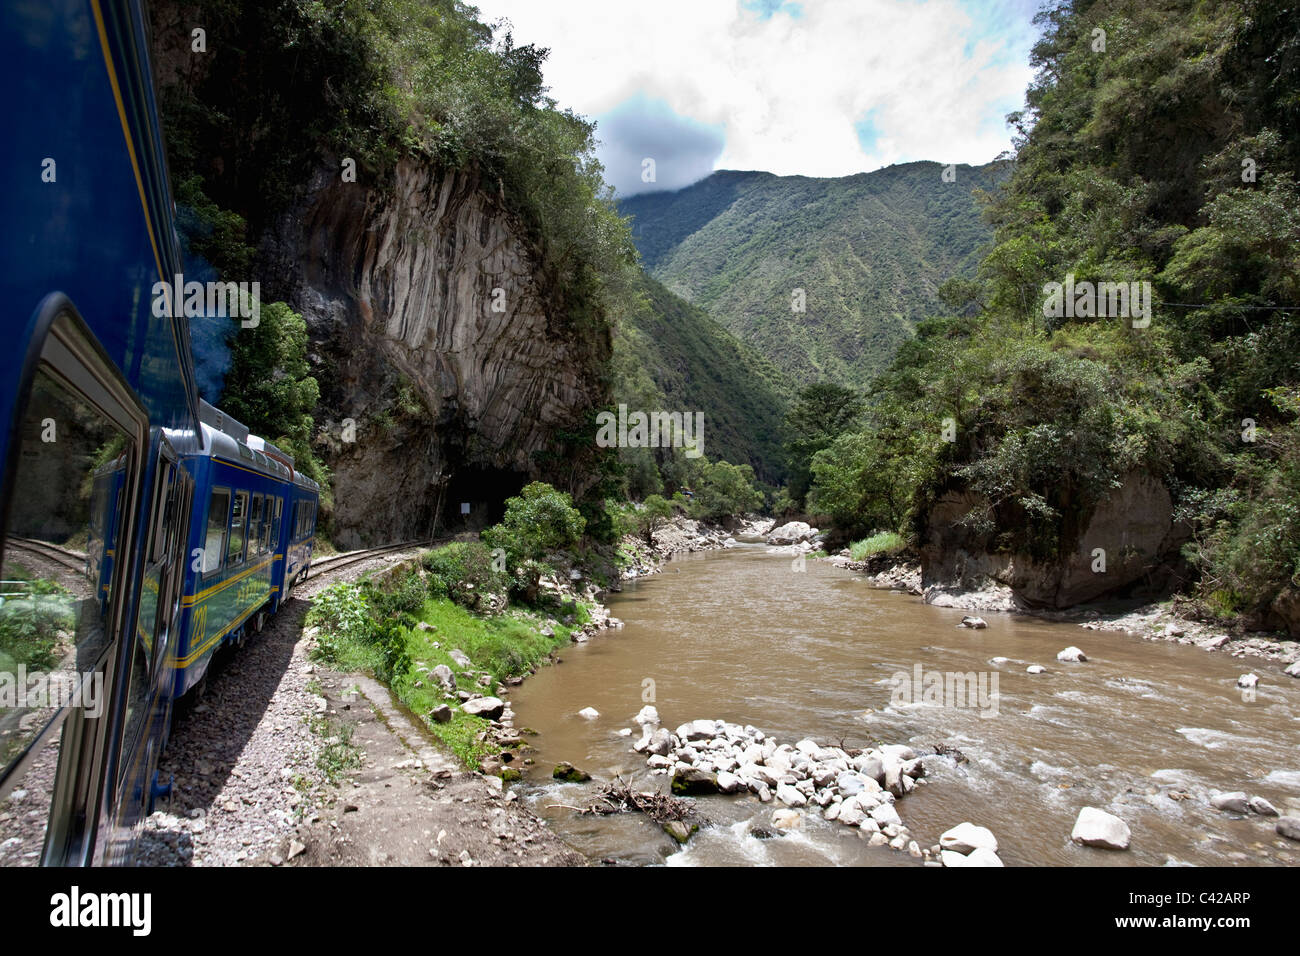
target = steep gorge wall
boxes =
[919,473,1189,610]
[260,160,609,547]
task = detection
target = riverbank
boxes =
[823,550,1300,673]
[618,513,772,577]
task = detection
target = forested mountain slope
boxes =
[620,162,1006,387]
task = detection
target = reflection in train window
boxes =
[0,366,134,865]
[249,495,263,557]
[227,491,248,566]
[202,488,229,575]
[269,496,282,548]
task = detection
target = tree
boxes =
[218,301,331,504]
[630,494,673,544]
[689,461,763,521]
[482,482,586,565]
[782,383,866,506]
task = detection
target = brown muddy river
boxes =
[510,544,1300,866]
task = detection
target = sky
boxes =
[470,0,1045,195]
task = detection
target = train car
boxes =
[0,0,202,865]
[170,401,319,697]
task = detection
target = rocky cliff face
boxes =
[261,160,610,547]
[919,474,1188,610]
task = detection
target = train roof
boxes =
[167,400,319,493]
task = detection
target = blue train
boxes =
[0,0,319,865]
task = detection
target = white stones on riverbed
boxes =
[1026,664,1047,674]
[1286,660,1300,678]
[1056,646,1088,662]
[578,706,600,719]
[958,616,988,629]
[644,717,924,854]
[1248,796,1279,817]
[1210,790,1250,813]
[1236,673,1259,689]
[1209,790,1280,817]
[940,822,998,855]
[771,808,802,830]
[767,521,818,546]
[1070,807,1131,850]
[941,847,1003,867]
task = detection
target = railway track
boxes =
[5,536,87,574]
[307,540,429,580]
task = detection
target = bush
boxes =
[419,542,508,610]
[627,494,673,543]
[482,482,585,565]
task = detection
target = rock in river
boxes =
[775,783,808,808]
[1248,796,1279,817]
[671,767,720,796]
[771,808,802,830]
[1210,791,1250,814]
[552,762,591,783]
[578,706,600,719]
[1056,646,1088,662]
[940,822,999,854]
[942,847,1003,867]
[663,820,697,844]
[1071,807,1131,850]
[1276,817,1300,841]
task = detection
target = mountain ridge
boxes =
[620,160,1009,388]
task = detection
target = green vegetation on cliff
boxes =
[151,0,640,515]
[612,272,791,486]
[809,0,1300,626]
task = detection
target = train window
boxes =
[248,495,263,557]
[149,463,172,563]
[202,489,229,575]
[264,497,278,553]
[307,501,316,536]
[0,360,138,865]
[227,491,248,566]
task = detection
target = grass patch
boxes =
[307,713,363,786]
[849,532,904,562]
[394,597,575,762]
[306,551,589,773]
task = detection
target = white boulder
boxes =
[1070,807,1131,850]
[940,822,999,855]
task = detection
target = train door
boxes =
[0,299,149,866]
[100,433,192,863]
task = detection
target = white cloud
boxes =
[470,0,1038,189]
